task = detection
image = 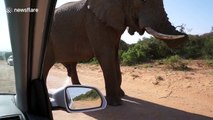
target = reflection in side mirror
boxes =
[66,87,103,111]
[49,85,107,113]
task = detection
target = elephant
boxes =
[44,0,188,106]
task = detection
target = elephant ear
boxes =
[87,0,125,31]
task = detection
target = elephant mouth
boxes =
[144,27,185,40]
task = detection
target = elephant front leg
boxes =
[115,48,125,97]
[96,50,123,106]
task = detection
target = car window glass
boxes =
[47,0,81,119]
[47,0,213,119]
[0,1,16,94]
[47,0,79,91]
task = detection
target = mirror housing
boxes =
[49,85,107,112]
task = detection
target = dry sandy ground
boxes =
[70,99,102,110]
[0,61,15,93]
[47,60,213,120]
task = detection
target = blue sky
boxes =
[1,0,213,51]
[164,0,213,34]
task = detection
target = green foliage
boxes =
[163,55,189,70]
[175,35,204,58]
[80,57,99,64]
[0,56,3,60]
[174,33,213,59]
[121,47,146,65]
[205,60,213,67]
[120,38,172,65]
[73,90,99,101]
[85,32,213,66]
[141,38,172,59]
[202,34,213,59]
[119,40,129,51]
[0,51,12,60]
[89,57,99,64]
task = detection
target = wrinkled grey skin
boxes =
[44,0,188,106]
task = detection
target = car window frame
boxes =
[5,0,57,119]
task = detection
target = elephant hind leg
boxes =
[62,62,81,85]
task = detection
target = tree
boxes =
[176,24,186,33]
[176,24,192,34]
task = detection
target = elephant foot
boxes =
[119,89,125,97]
[106,96,122,106]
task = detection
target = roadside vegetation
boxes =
[86,32,213,69]
[162,55,190,71]
[73,90,100,101]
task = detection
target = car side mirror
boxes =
[49,85,107,112]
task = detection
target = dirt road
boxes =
[47,61,213,120]
[0,61,15,93]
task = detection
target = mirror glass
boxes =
[66,87,102,110]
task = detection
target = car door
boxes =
[5,0,56,119]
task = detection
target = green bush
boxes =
[80,57,99,64]
[85,32,213,65]
[120,38,172,65]
[142,38,172,59]
[174,33,213,59]
[205,60,213,67]
[121,48,146,65]
[73,90,99,101]
[163,55,189,70]
[89,57,99,64]
[202,35,213,59]
[119,40,129,51]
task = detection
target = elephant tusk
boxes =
[145,27,185,40]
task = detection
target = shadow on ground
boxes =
[85,96,212,120]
